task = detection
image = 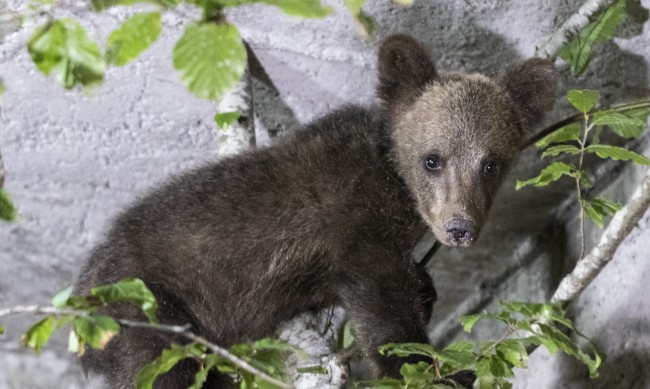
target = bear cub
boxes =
[76,34,557,388]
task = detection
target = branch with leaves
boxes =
[517,90,650,260]
[0,279,299,389]
[537,0,629,75]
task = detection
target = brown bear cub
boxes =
[76,34,557,388]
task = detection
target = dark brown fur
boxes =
[76,35,557,388]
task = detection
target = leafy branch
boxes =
[355,302,602,389]
[0,279,297,389]
[536,0,632,75]
[517,89,650,260]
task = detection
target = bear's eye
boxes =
[483,160,500,177]
[425,155,441,171]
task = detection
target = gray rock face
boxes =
[1,0,650,387]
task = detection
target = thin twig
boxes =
[575,113,591,261]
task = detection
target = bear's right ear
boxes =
[500,58,558,130]
[377,34,438,107]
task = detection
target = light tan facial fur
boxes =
[392,74,523,246]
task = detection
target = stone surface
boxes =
[0,0,649,387]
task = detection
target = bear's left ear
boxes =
[500,58,558,130]
[377,34,438,107]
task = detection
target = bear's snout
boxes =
[444,218,477,246]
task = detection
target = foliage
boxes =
[134,339,297,389]
[215,111,241,130]
[558,0,628,75]
[0,189,18,221]
[2,279,298,389]
[355,301,603,389]
[518,89,650,228]
[8,0,387,102]
[106,12,162,66]
[15,279,158,356]
[173,22,247,100]
[344,0,376,36]
[27,19,105,89]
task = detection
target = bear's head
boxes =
[377,34,557,247]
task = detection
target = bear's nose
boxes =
[445,218,476,244]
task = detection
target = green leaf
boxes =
[567,90,600,114]
[578,170,594,189]
[536,323,602,378]
[460,314,480,333]
[173,22,247,101]
[22,316,57,354]
[354,10,376,36]
[592,196,623,214]
[344,0,376,36]
[91,0,180,11]
[135,344,192,389]
[400,361,434,387]
[559,37,592,75]
[91,278,158,322]
[476,357,494,389]
[584,0,627,42]
[0,326,5,335]
[438,344,476,376]
[597,106,650,138]
[516,162,575,189]
[592,111,645,128]
[73,315,120,349]
[496,340,528,369]
[28,19,105,89]
[0,189,18,222]
[586,144,650,165]
[487,354,514,378]
[0,78,5,96]
[535,123,581,148]
[106,12,162,66]
[52,286,73,308]
[213,0,332,18]
[214,111,240,130]
[68,330,82,354]
[188,354,219,389]
[583,197,623,227]
[542,144,581,158]
[379,342,434,358]
[338,321,355,350]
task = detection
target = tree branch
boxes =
[536,0,618,59]
[551,166,650,306]
[0,306,293,389]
